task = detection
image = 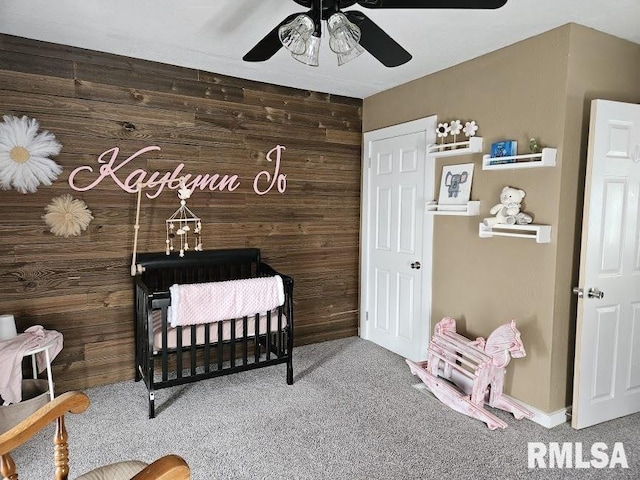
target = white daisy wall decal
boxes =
[0,115,63,193]
[43,194,93,238]
[436,122,450,143]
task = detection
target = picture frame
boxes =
[437,163,474,207]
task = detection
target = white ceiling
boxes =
[0,0,638,99]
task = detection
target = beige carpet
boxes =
[10,337,639,479]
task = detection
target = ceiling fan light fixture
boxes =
[278,14,315,55]
[327,12,361,54]
[291,33,321,66]
[337,42,364,66]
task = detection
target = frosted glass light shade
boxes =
[292,34,321,66]
[327,12,361,54]
[278,14,315,55]
[337,43,364,66]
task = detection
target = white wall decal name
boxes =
[68,145,287,198]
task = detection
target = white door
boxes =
[572,99,640,429]
[360,117,436,361]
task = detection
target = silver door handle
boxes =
[587,287,604,299]
[411,262,421,270]
[573,287,604,299]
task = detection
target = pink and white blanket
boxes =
[168,275,285,327]
[0,326,63,404]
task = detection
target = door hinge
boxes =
[368,156,371,168]
[365,311,369,322]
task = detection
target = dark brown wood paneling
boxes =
[0,33,362,393]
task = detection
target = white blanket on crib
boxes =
[168,276,285,327]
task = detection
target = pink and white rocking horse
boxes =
[406,317,533,430]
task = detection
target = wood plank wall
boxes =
[0,34,362,392]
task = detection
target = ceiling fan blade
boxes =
[345,11,411,67]
[243,12,303,62]
[357,0,508,8]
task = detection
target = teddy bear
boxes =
[483,186,532,227]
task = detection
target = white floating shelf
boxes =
[482,148,557,170]
[478,223,552,243]
[427,137,483,158]
[426,201,481,216]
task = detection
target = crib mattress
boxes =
[152,310,287,351]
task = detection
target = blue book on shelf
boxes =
[491,140,517,158]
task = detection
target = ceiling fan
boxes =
[243,0,508,67]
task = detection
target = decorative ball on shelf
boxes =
[0,115,63,193]
[43,194,93,238]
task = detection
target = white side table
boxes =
[23,340,56,400]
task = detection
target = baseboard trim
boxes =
[412,384,569,429]
[506,395,569,429]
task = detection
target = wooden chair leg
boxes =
[1,453,18,480]
[54,416,69,480]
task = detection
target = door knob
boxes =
[573,287,604,299]
[410,262,421,270]
[587,287,604,299]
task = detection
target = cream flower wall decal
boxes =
[463,120,479,137]
[43,194,93,238]
[0,115,63,193]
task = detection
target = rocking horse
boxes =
[406,317,533,430]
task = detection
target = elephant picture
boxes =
[438,163,474,206]
[445,170,468,198]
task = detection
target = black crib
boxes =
[133,248,293,418]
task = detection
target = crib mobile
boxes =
[165,181,203,256]
[130,177,203,276]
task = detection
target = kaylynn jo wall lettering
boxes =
[68,145,287,198]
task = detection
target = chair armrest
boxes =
[0,391,89,454]
[131,454,190,480]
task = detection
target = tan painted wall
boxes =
[551,25,640,410]
[363,24,640,413]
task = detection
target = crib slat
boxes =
[190,325,197,376]
[266,310,271,361]
[176,326,183,379]
[254,313,260,363]
[277,307,283,357]
[230,319,236,368]
[204,324,211,373]
[162,307,169,382]
[242,316,248,366]
[217,321,223,370]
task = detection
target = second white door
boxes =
[572,99,640,429]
